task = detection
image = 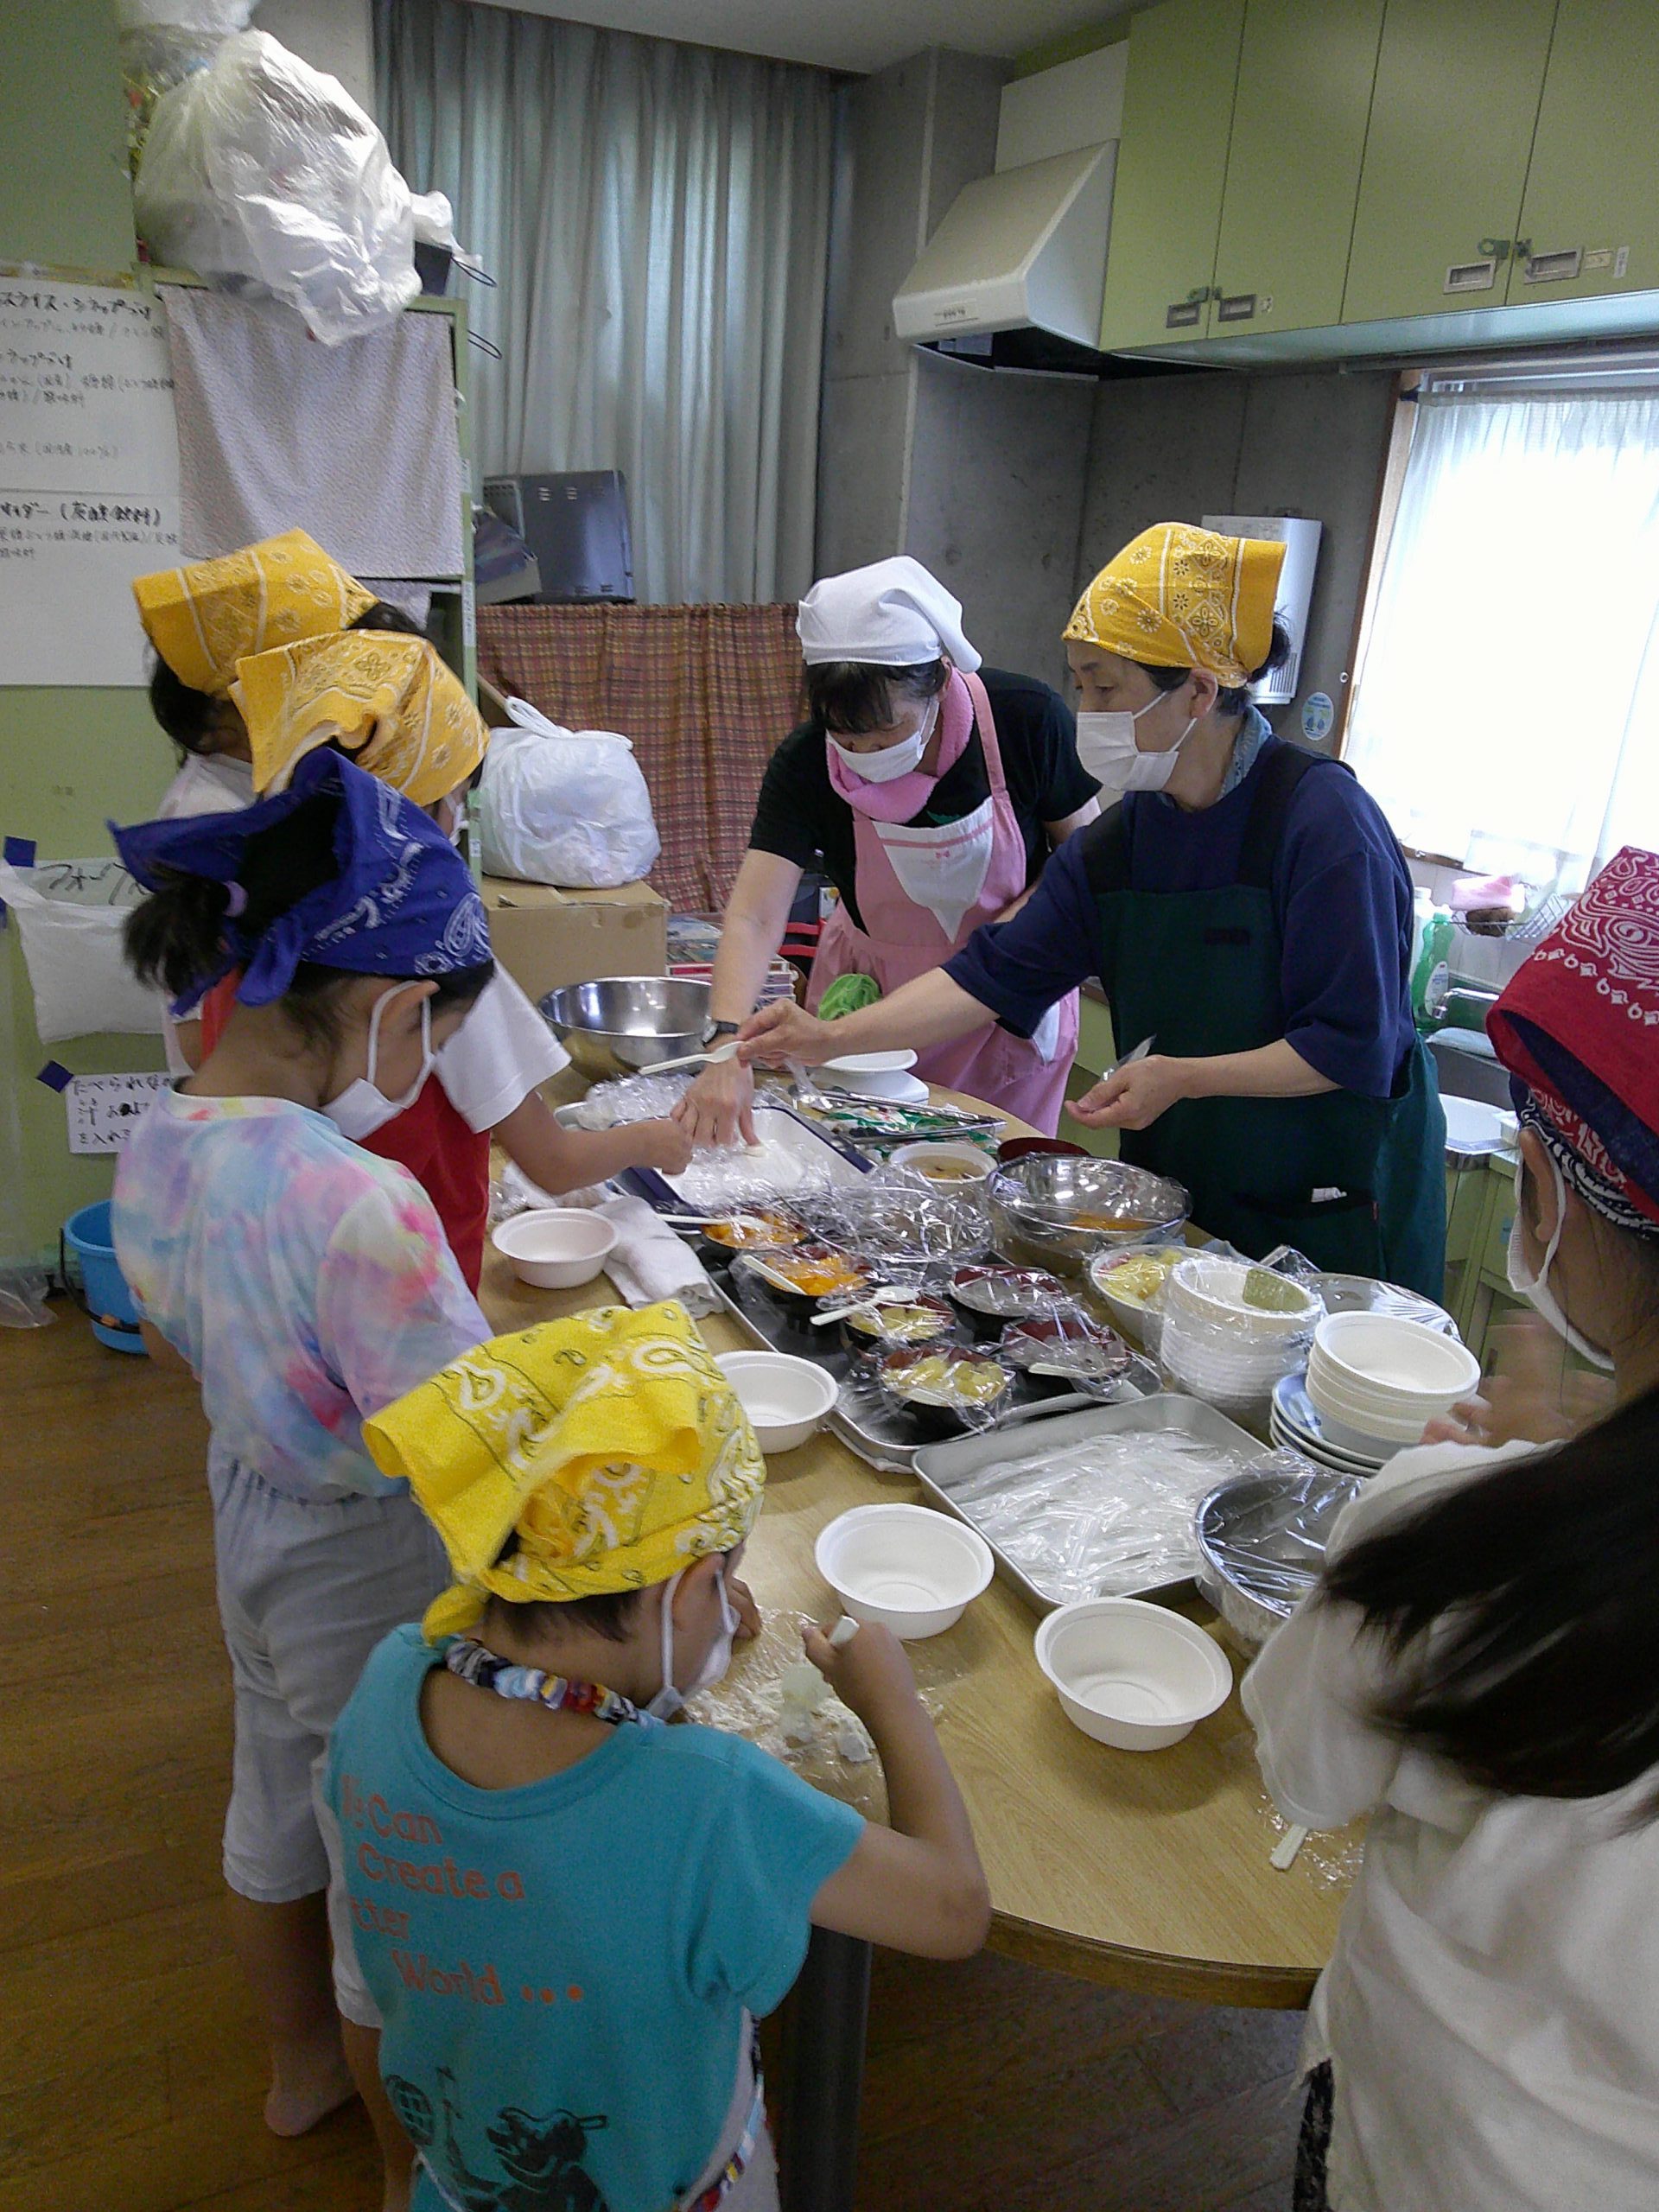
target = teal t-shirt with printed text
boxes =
[327,1625,864,2212]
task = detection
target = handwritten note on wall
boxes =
[0,280,181,686]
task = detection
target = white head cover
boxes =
[796,556,981,672]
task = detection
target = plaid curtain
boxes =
[477,602,805,912]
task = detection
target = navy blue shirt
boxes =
[945,726,1417,1098]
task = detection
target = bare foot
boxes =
[264,2039,358,2137]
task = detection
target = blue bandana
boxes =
[113,752,492,1016]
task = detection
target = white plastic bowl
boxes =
[889,1141,995,1186]
[492,1209,618,1289]
[1034,1597,1234,1750]
[1166,1255,1322,1337]
[715,1351,838,1453]
[814,1503,994,1640]
[1305,1360,1449,1439]
[1312,1312,1480,1399]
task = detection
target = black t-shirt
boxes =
[747,667,1096,934]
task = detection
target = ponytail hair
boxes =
[1325,1236,1659,1808]
[124,789,492,1045]
[1137,615,1294,719]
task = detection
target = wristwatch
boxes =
[708,1019,741,1039]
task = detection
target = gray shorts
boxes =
[209,1447,447,2023]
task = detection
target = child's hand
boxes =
[803,1618,918,1722]
[634,1117,696,1176]
[729,1574,763,1641]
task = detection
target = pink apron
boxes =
[806,671,1079,1135]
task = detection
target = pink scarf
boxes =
[824,668,975,822]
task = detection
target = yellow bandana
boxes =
[363,1300,767,1639]
[238,632,490,806]
[132,530,375,696]
[1064,523,1287,688]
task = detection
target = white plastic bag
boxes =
[135,29,419,345]
[0,861,162,1043]
[479,698,661,889]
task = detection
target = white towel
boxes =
[594,1195,720,1317]
[159,286,464,578]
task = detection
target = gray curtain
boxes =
[376,0,836,606]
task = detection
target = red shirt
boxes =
[198,974,492,1291]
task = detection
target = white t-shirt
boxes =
[1243,1438,1659,2212]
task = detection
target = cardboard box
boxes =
[482,875,668,1006]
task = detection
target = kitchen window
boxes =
[1344,362,1659,893]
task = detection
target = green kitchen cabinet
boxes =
[1342,0,1558,327]
[1098,0,1246,350]
[1207,0,1386,338]
[1504,0,1659,308]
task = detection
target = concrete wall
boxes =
[816,45,1097,689]
[1077,365,1395,736]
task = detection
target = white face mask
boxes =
[1075,690,1196,797]
[826,698,937,785]
[645,1561,739,1720]
[1505,1152,1615,1371]
[322,985,435,1141]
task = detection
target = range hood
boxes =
[893,43,1126,366]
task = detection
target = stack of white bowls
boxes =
[1159,1255,1322,1417]
[1302,1312,1481,1461]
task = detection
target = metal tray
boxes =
[705,1252,1159,1476]
[912,1395,1267,1613]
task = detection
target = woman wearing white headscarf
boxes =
[677,557,1098,1142]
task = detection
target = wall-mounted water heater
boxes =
[1200,513,1321,706]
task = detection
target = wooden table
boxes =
[481,1087,1348,2203]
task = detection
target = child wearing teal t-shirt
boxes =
[331,1313,989,2212]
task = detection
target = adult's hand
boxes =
[1067,1053,1189,1132]
[673,1055,757,1148]
[736,999,837,1070]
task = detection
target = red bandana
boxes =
[1488,846,1659,1230]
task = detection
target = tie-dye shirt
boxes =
[114,1091,488,1501]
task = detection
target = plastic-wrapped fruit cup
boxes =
[877,1342,1013,1439]
[1034,1597,1233,1750]
[1085,1245,1182,1355]
[696,1206,807,1273]
[839,1292,959,1356]
[815,1503,994,1639]
[739,1242,877,1325]
[946,1263,1071,1343]
[1001,1313,1130,1396]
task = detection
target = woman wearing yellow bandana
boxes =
[329,1302,988,2212]
[740,523,1446,1297]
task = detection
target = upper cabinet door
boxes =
[1504,0,1659,306]
[1342,0,1558,326]
[1209,0,1386,337]
[1098,0,1247,350]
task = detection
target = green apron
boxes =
[1087,744,1447,1299]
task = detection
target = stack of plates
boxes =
[1301,1311,1481,1461]
[1271,1373,1392,1475]
[813,1049,929,1105]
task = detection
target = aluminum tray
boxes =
[912,1395,1267,1613]
[706,1255,1159,1476]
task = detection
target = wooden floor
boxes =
[3,1308,1303,2212]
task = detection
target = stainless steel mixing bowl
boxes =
[539,976,714,1081]
[1192,1467,1364,1655]
[988,1154,1190,1275]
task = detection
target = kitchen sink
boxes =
[1427,1030,1514,1111]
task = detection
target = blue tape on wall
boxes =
[4,837,37,867]
[36,1061,73,1092]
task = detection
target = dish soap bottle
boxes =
[1409,891,1454,1032]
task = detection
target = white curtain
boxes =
[376,0,836,605]
[1346,385,1659,891]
